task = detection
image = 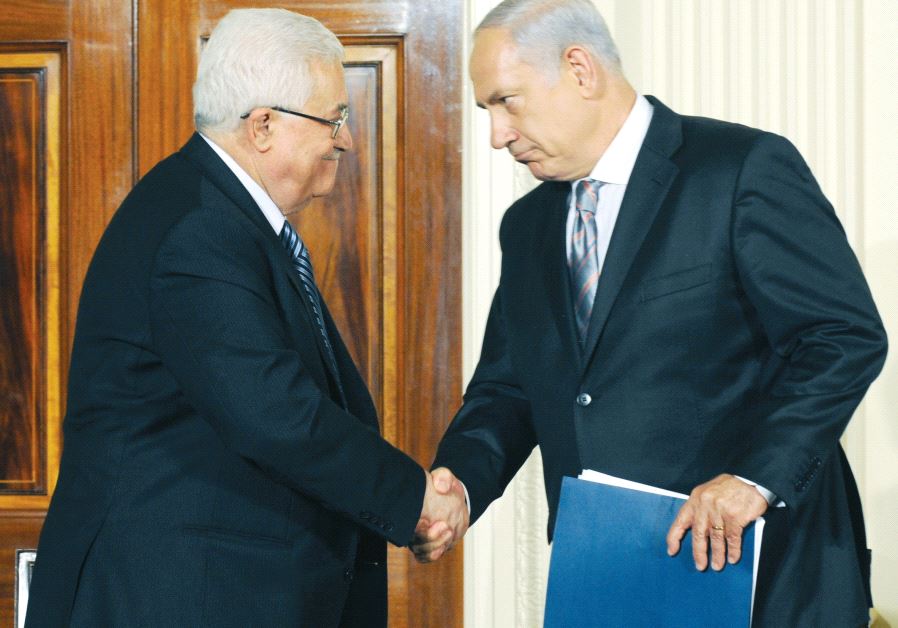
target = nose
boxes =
[489,113,517,150]
[336,122,353,151]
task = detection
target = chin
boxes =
[527,163,554,181]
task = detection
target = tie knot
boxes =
[575,178,601,215]
[279,220,304,259]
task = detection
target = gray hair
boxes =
[193,8,344,134]
[477,0,622,79]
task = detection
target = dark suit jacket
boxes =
[26,134,425,627]
[434,97,887,627]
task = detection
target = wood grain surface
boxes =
[0,67,43,492]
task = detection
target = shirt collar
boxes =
[200,133,286,235]
[583,94,654,186]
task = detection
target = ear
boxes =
[562,45,605,96]
[243,109,275,153]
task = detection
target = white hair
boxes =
[477,0,622,79]
[193,8,344,134]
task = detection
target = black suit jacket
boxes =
[26,134,425,627]
[434,97,887,627]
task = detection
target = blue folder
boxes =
[544,476,759,628]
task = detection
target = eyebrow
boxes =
[477,90,512,109]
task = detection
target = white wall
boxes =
[461,1,898,626]
[857,1,898,623]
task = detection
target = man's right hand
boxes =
[411,467,468,563]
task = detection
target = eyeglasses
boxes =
[240,105,349,139]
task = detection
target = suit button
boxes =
[384,521,394,532]
[576,393,592,407]
[360,511,371,520]
[344,568,354,582]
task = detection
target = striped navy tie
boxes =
[279,221,345,403]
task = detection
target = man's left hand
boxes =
[665,473,769,571]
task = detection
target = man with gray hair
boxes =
[416,0,886,625]
[26,8,465,627]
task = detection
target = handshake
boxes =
[411,467,470,563]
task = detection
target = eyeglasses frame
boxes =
[240,105,349,139]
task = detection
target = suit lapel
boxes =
[581,98,683,369]
[178,134,345,403]
[540,183,581,358]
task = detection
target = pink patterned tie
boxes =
[569,179,602,340]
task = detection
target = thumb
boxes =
[431,467,454,493]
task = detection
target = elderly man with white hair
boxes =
[25,8,466,627]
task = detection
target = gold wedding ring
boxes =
[711,525,725,531]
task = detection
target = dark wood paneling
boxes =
[0,1,66,42]
[0,67,45,494]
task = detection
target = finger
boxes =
[414,518,431,535]
[411,537,449,555]
[666,504,694,556]
[412,540,449,563]
[425,521,448,541]
[429,544,449,561]
[411,529,453,557]
[691,526,710,571]
[431,467,454,494]
[725,526,743,565]
[709,524,726,571]
[412,520,436,545]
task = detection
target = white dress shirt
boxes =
[565,94,654,266]
[200,134,286,236]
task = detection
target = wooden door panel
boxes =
[0,63,45,492]
[0,51,62,501]
[0,47,65,626]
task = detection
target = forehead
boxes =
[469,29,547,103]
[306,60,348,105]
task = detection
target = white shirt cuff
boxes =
[734,475,784,507]
[460,480,472,516]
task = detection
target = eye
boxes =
[498,94,519,108]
